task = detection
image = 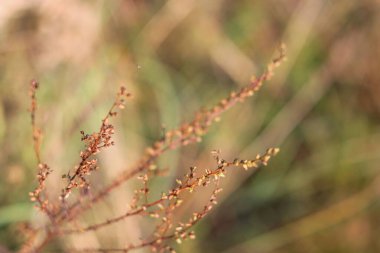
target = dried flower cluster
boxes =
[20,46,286,253]
[28,80,54,218]
[64,148,279,253]
[60,87,131,201]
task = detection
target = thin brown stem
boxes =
[60,45,286,223]
[61,148,279,235]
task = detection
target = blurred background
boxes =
[1,0,380,252]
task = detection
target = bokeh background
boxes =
[1,0,380,252]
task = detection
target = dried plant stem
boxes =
[60,45,286,223]
[60,87,130,200]
[30,80,42,164]
[20,45,285,253]
[21,85,131,253]
[63,148,279,235]
[28,80,54,219]
[66,148,279,252]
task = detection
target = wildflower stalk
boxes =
[20,45,286,253]
[60,44,286,223]
[61,148,279,235]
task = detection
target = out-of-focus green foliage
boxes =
[1,0,380,252]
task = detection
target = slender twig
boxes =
[62,148,279,235]
[21,45,286,253]
[60,45,286,223]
